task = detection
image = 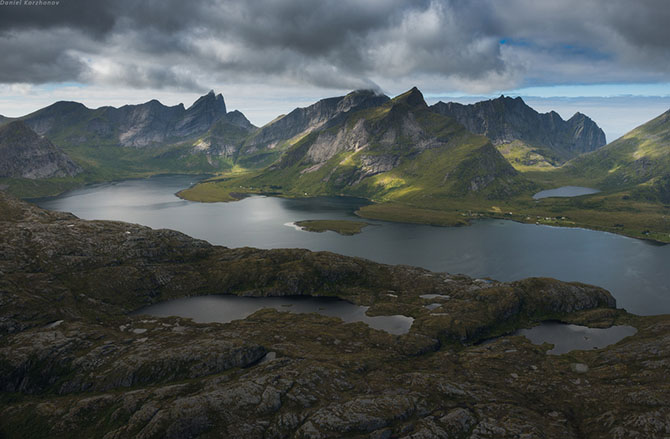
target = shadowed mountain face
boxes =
[431,96,606,165]
[20,90,254,148]
[237,89,390,167]
[0,121,82,179]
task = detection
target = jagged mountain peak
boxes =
[568,111,594,123]
[337,89,390,113]
[224,109,256,130]
[188,90,227,115]
[392,87,427,108]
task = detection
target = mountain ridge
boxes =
[237,89,390,167]
[19,90,254,149]
[431,96,606,167]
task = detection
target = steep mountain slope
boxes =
[21,90,252,149]
[0,121,82,179]
[564,109,670,202]
[237,89,389,167]
[185,88,534,205]
[431,96,606,168]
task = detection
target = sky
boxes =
[1,0,669,142]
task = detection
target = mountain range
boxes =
[213,87,531,205]
[17,84,670,232]
[432,96,606,168]
[18,90,253,148]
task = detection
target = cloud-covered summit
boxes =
[1,0,669,94]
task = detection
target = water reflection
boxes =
[133,295,414,335]
[533,186,600,199]
[516,322,637,354]
[36,174,670,316]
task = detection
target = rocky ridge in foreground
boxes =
[1,191,668,438]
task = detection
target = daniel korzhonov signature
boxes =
[0,0,60,6]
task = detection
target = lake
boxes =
[515,322,637,354]
[533,186,600,199]
[36,175,670,316]
[132,295,414,335]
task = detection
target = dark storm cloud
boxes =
[1,0,669,92]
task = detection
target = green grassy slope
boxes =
[563,109,670,191]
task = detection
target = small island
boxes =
[294,219,370,235]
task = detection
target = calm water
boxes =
[36,175,670,316]
[132,295,414,335]
[516,322,637,354]
[533,186,601,199]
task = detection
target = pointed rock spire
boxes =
[392,87,427,108]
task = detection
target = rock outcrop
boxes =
[0,121,82,179]
[431,96,606,163]
[0,192,668,438]
[1,192,669,437]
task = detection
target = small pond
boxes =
[515,321,637,354]
[132,295,414,335]
[533,186,600,200]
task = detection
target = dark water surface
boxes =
[132,295,414,335]
[37,175,670,315]
[516,322,637,354]
[533,186,601,199]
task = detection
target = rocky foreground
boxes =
[0,192,669,438]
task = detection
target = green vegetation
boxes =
[495,140,559,172]
[563,109,670,190]
[294,219,370,235]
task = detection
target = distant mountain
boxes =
[237,89,390,167]
[0,121,82,179]
[221,87,532,202]
[20,90,254,148]
[431,96,606,167]
[565,109,670,203]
